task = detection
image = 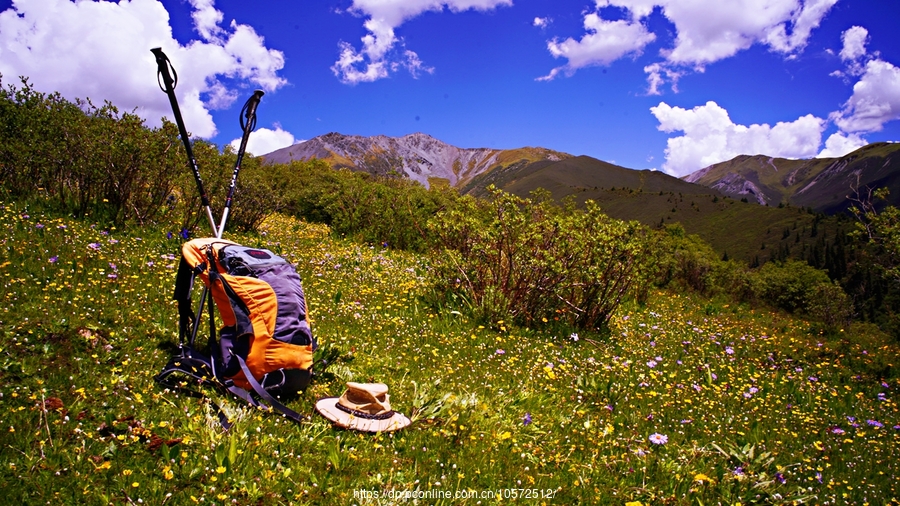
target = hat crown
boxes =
[339,382,391,415]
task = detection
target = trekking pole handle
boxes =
[216,90,265,238]
[151,47,219,237]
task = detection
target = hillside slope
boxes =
[684,142,900,213]
[261,132,571,188]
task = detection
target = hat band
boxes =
[335,402,396,420]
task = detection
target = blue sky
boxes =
[1,0,899,177]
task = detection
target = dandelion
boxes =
[648,433,667,445]
[694,473,713,483]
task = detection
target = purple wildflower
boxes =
[648,433,667,445]
[495,349,505,355]
[49,256,58,263]
[867,420,884,428]
[523,413,532,426]
[830,427,845,435]
[35,223,44,229]
[166,231,174,240]
[775,473,786,484]
[88,243,101,251]
[180,228,190,240]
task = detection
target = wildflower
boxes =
[180,228,190,240]
[570,333,579,342]
[808,376,818,382]
[775,472,786,484]
[830,427,845,435]
[867,420,884,428]
[88,243,101,251]
[495,349,505,355]
[49,256,58,264]
[166,231,173,240]
[694,473,713,484]
[725,347,734,355]
[523,413,532,426]
[35,223,44,229]
[648,433,667,445]
[647,360,657,368]
[216,466,226,474]
[733,467,745,476]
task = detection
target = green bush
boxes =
[427,188,655,330]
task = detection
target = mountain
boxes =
[260,132,571,189]
[259,132,874,264]
[683,142,900,213]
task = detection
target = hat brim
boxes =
[315,397,411,433]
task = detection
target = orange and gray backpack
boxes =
[156,238,316,427]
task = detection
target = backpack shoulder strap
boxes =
[234,353,306,424]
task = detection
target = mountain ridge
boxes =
[260,131,571,188]
[683,142,900,212]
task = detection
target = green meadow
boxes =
[1,200,898,505]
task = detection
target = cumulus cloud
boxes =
[538,11,656,81]
[230,125,297,156]
[533,17,550,28]
[539,0,837,90]
[819,132,866,158]
[0,0,285,139]
[332,0,511,84]
[839,25,869,62]
[832,59,900,134]
[650,101,825,176]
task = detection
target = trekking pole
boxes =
[187,90,264,349]
[216,90,264,238]
[151,47,219,237]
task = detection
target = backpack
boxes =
[156,237,316,427]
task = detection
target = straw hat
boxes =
[315,382,411,432]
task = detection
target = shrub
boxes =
[427,188,655,330]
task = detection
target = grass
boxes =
[1,198,898,505]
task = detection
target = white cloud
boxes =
[0,0,285,139]
[818,132,866,158]
[538,12,656,81]
[651,100,825,176]
[230,126,297,156]
[832,59,900,133]
[541,0,837,89]
[839,25,868,62]
[332,0,511,84]
[534,17,550,28]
